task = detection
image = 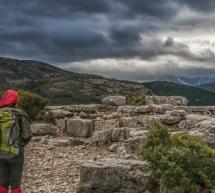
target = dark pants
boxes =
[0,151,24,189]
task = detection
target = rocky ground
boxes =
[22,136,110,193]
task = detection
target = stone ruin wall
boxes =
[31,96,215,193]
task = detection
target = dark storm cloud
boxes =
[178,0,215,12]
[0,0,215,64]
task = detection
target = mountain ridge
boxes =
[0,57,149,104]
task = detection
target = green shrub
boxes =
[18,90,48,120]
[129,95,146,106]
[140,123,215,193]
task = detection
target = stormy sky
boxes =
[1,0,215,81]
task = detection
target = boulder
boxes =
[31,123,59,135]
[119,117,138,128]
[137,115,161,129]
[168,110,187,117]
[48,138,72,147]
[65,104,103,113]
[77,158,151,193]
[189,119,215,147]
[91,129,113,145]
[161,110,187,125]
[66,119,94,138]
[44,109,72,120]
[135,105,152,114]
[92,128,130,145]
[167,96,188,106]
[111,128,130,142]
[123,136,145,154]
[102,96,126,106]
[94,119,119,131]
[145,96,188,106]
[151,104,166,114]
[161,115,183,125]
[188,106,211,115]
[54,119,67,133]
[179,114,211,130]
[117,105,135,114]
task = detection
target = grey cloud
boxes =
[0,0,215,73]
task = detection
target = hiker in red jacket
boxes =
[0,90,32,193]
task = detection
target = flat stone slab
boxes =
[66,119,94,138]
[77,158,151,193]
[31,123,59,136]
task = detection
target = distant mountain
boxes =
[142,81,215,106]
[0,57,149,105]
[176,75,215,86]
[198,82,215,93]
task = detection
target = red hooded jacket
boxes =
[0,90,19,108]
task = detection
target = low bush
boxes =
[129,95,146,106]
[18,90,48,120]
[140,123,215,193]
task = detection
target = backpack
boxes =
[0,109,21,159]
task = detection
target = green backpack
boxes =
[0,109,20,159]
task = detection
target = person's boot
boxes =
[0,186,8,193]
[11,188,22,193]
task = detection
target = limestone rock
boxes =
[102,96,126,106]
[92,128,130,145]
[119,116,138,128]
[77,158,151,193]
[94,119,119,131]
[135,105,152,114]
[151,104,166,114]
[117,105,135,114]
[179,114,211,130]
[48,138,72,147]
[145,96,188,106]
[167,96,188,106]
[112,128,130,142]
[91,129,113,145]
[189,119,215,146]
[65,104,103,113]
[123,136,146,154]
[31,123,59,136]
[66,119,94,138]
[161,115,183,125]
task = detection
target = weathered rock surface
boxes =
[189,119,215,147]
[145,96,188,106]
[31,123,59,135]
[66,119,94,138]
[76,158,151,193]
[102,96,126,106]
[91,128,129,145]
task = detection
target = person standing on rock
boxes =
[0,90,32,193]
